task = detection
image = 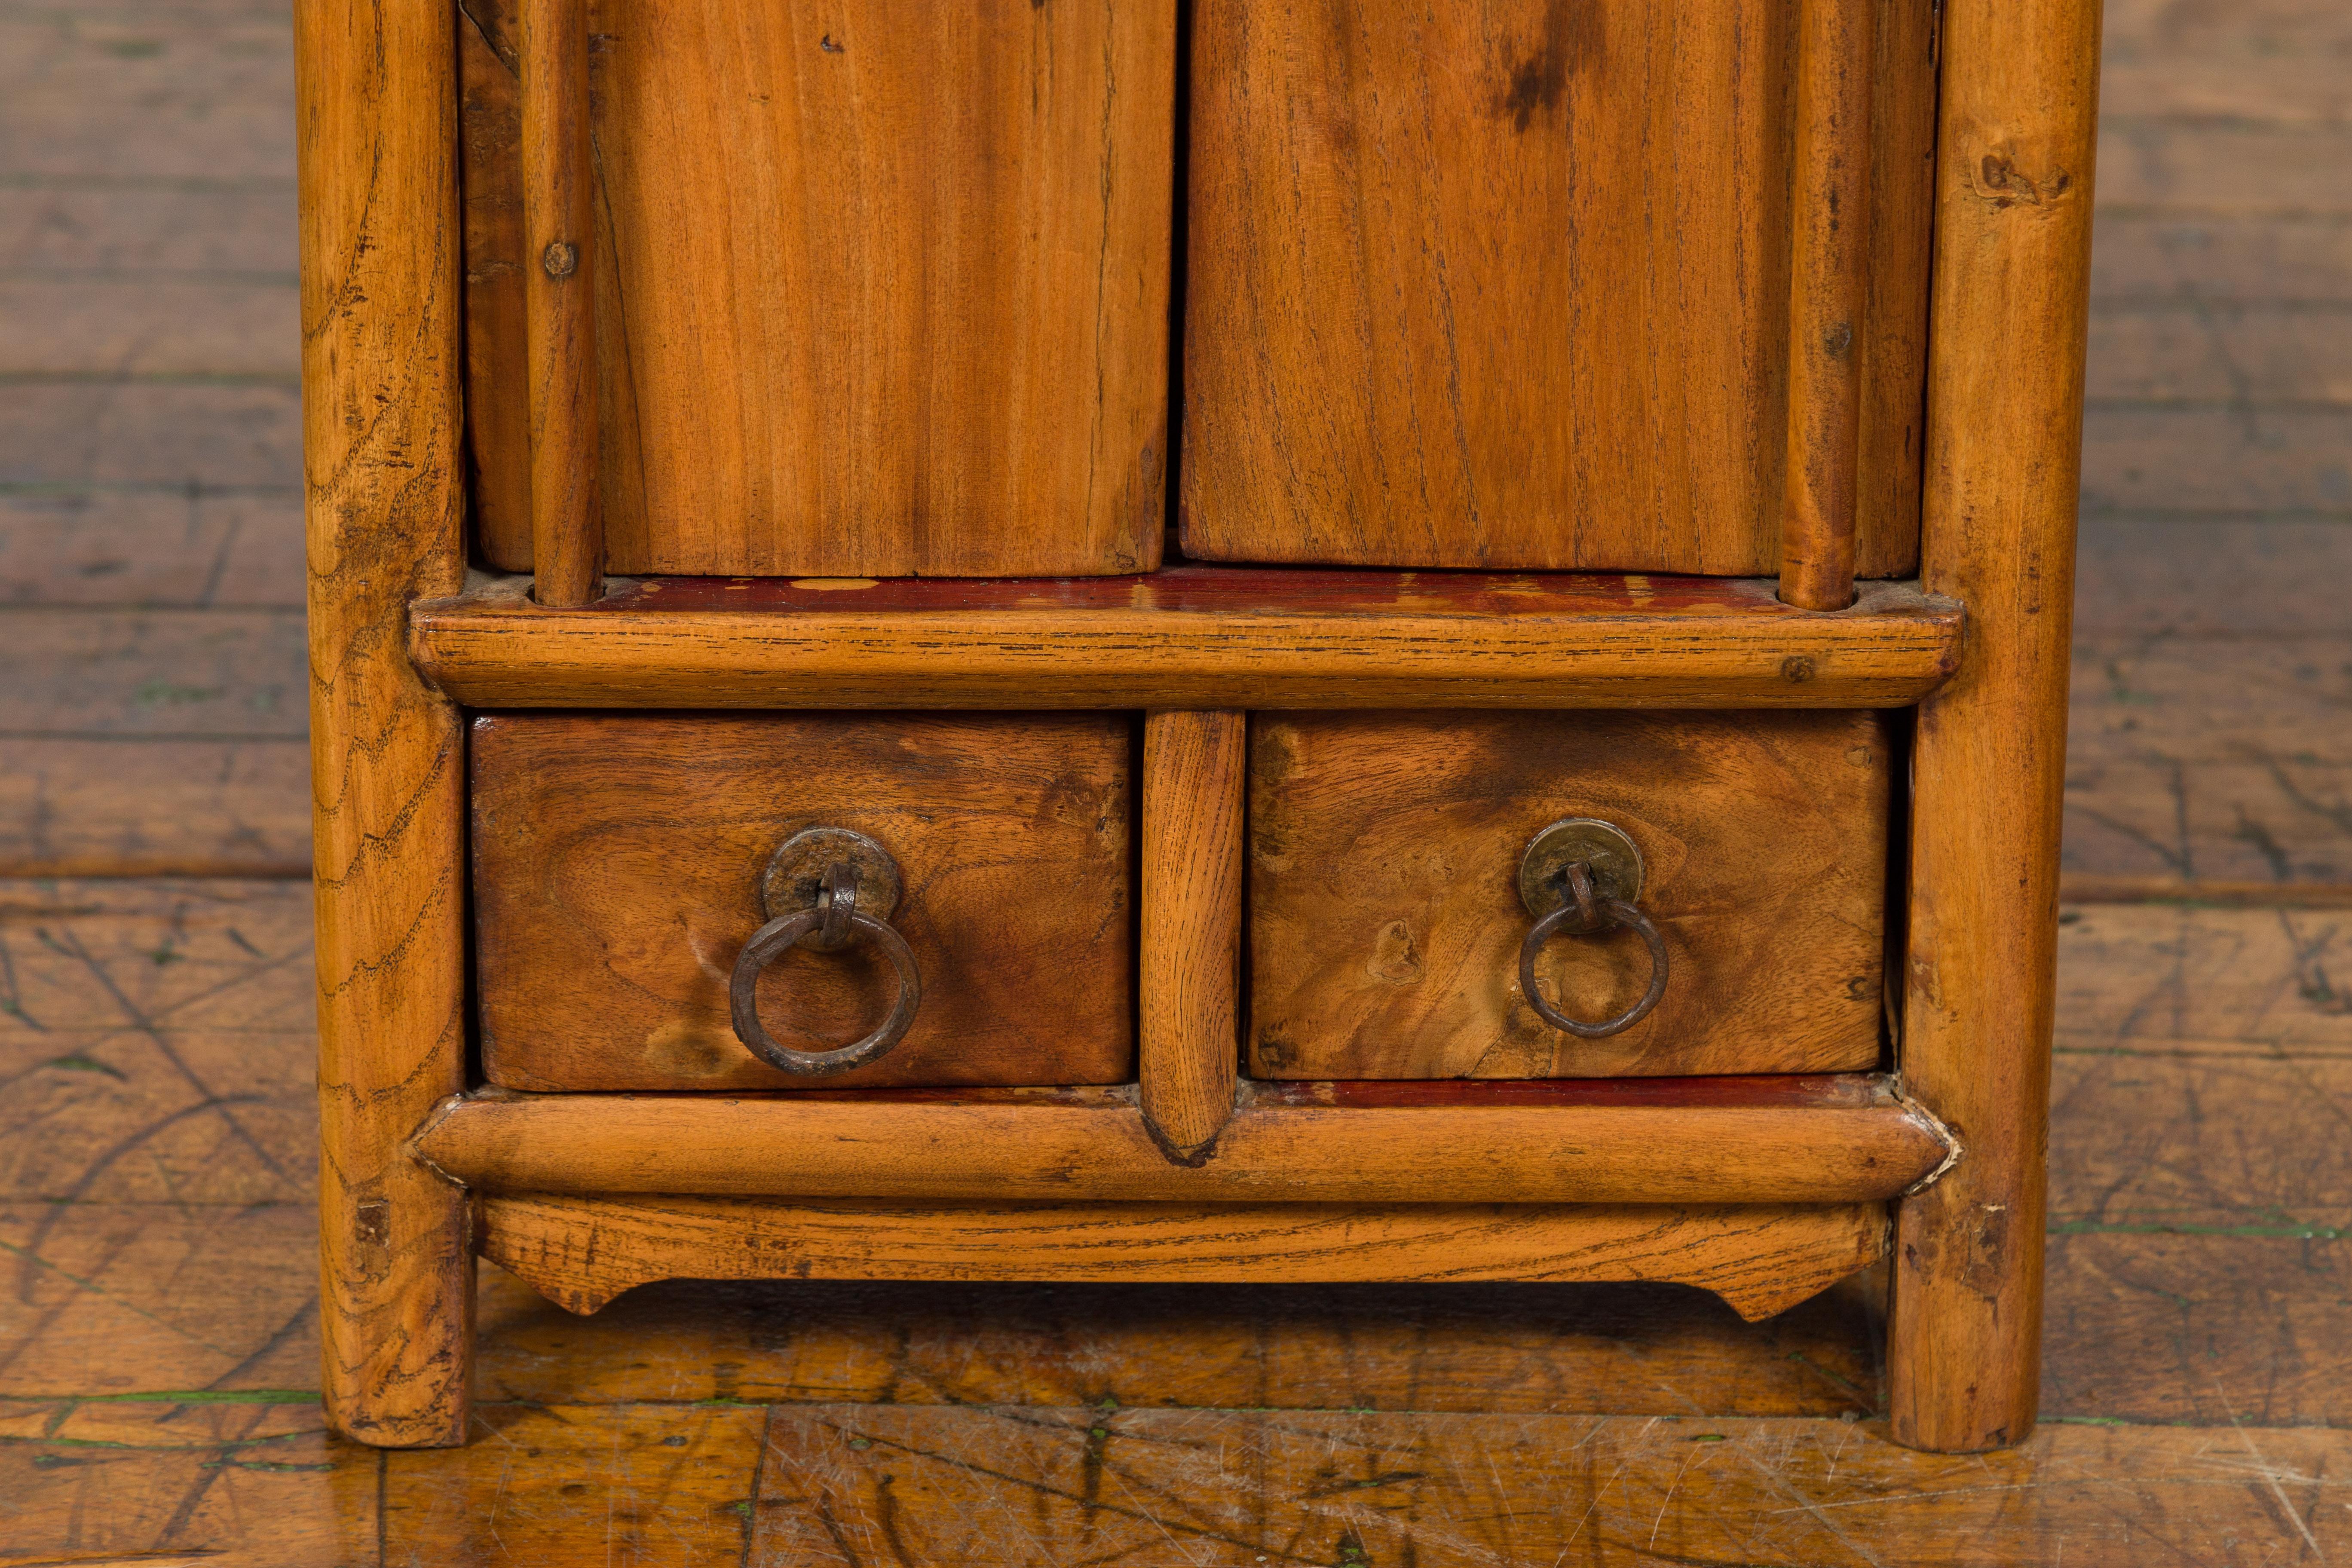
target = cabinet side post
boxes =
[1778,0,1874,610]
[1139,711,1247,1160]
[521,0,603,605]
[297,0,475,1446]
[1889,0,2100,1452]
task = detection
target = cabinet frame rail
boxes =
[409,1075,1957,1207]
[411,570,1963,710]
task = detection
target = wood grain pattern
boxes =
[518,0,599,605]
[480,1195,1892,1322]
[0,1199,321,1398]
[294,0,474,1448]
[0,489,307,609]
[409,1077,1956,1204]
[470,712,1134,1091]
[0,608,305,737]
[2063,630,2352,899]
[1139,711,1243,1159]
[22,1402,2352,1563]
[2053,903,2352,1054]
[458,0,1174,578]
[383,1402,765,1562]
[1887,0,2101,1454]
[0,879,319,1215]
[747,1406,2352,1565]
[1181,0,1931,576]
[1777,0,1875,609]
[0,738,311,877]
[409,570,1965,710]
[0,1398,375,1565]
[1249,711,1891,1079]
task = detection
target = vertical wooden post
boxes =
[1778,0,1874,610]
[296,0,474,1444]
[522,0,602,606]
[1889,0,2101,1452]
[1139,710,1246,1161]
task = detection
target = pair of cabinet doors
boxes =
[470,710,1894,1091]
[457,0,1936,581]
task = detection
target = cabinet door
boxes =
[471,713,1135,1090]
[1181,0,1935,574]
[459,0,1174,578]
[1248,711,1893,1078]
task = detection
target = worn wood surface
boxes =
[481,1195,1891,1322]
[411,1077,1952,1204]
[1250,711,1890,1079]
[410,571,1966,710]
[294,0,474,1446]
[0,738,309,876]
[455,0,1173,579]
[0,1396,377,1564]
[0,607,309,875]
[382,1401,765,1562]
[470,712,1134,1090]
[1139,711,1244,1158]
[1181,0,1933,577]
[744,1407,2352,1565]
[1888,0,2100,1453]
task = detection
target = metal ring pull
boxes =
[1515,818,1670,1040]
[729,827,922,1076]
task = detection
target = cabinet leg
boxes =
[297,0,475,1447]
[312,677,474,1448]
[1886,0,2099,1453]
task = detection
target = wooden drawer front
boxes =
[1248,712,1892,1079]
[1181,0,1934,574]
[458,0,1173,579]
[472,714,1134,1090]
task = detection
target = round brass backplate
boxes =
[761,826,903,923]
[1517,818,1645,919]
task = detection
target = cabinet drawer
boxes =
[1248,712,1893,1079]
[472,713,1134,1090]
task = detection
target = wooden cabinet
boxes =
[458,0,1176,579]
[303,0,2095,1457]
[1248,711,1892,1080]
[1181,0,1936,576]
[469,712,1135,1090]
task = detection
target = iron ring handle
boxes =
[1516,895,1670,1039]
[729,900,923,1077]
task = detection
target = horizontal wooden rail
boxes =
[480,1193,1894,1321]
[410,1077,1957,1207]
[410,568,1962,710]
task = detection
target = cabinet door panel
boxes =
[1182,0,1934,575]
[1248,711,1892,1078]
[459,0,1174,578]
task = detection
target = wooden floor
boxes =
[2,0,2348,1560]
